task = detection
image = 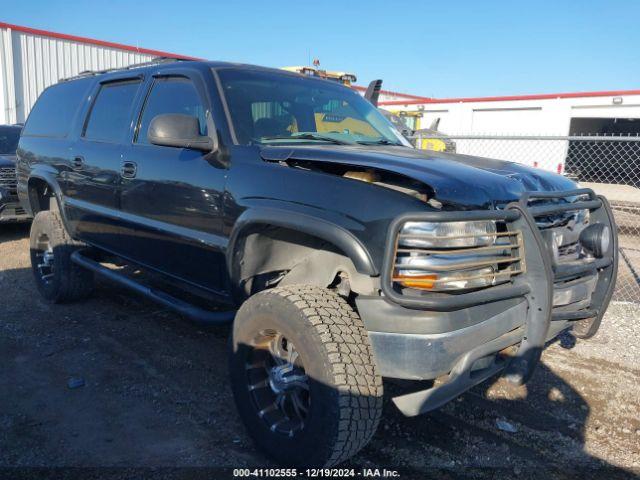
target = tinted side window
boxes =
[84,81,141,143]
[22,79,93,138]
[136,77,207,145]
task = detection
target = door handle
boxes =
[121,161,137,179]
[72,156,84,170]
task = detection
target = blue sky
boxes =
[2,0,639,97]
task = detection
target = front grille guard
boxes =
[381,208,528,311]
[381,188,618,385]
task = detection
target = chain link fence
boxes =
[414,133,640,303]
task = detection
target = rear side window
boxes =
[22,79,92,138]
[84,80,141,143]
[136,77,207,145]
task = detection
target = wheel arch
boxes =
[26,170,63,216]
[226,207,379,299]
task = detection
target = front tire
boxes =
[229,285,383,467]
[29,210,94,303]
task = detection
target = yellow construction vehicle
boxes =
[384,111,456,152]
[280,66,376,136]
[280,69,455,152]
[364,79,455,152]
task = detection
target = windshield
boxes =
[216,68,411,147]
[0,127,20,155]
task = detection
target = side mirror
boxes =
[148,113,214,152]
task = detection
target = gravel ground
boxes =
[1,223,639,479]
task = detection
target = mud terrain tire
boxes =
[229,284,383,467]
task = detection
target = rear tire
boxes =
[229,285,383,467]
[29,210,94,303]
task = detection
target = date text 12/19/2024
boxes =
[233,468,401,478]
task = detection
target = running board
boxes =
[70,250,235,325]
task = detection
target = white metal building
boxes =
[0,22,190,124]
[372,88,640,137]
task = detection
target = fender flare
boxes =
[226,207,378,286]
[25,167,64,214]
[25,169,72,232]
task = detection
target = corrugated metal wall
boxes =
[0,27,16,124]
[0,26,155,124]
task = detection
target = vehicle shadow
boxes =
[0,222,30,242]
[358,335,637,479]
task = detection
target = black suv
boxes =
[0,124,30,223]
[16,60,618,467]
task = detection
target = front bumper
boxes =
[358,272,599,380]
[363,188,618,416]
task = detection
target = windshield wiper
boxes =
[258,133,354,145]
[356,139,404,146]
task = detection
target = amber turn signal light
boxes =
[394,274,438,290]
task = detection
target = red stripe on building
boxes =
[378,89,640,106]
[0,21,199,60]
[352,84,432,101]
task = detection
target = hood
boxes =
[260,144,577,209]
[0,154,17,167]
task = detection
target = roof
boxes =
[60,58,328,84]
[0,21,199,60]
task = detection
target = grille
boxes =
[558,241,581,259]
[391,227,525,291]
[0,166,18,197]
[534,205,590,263]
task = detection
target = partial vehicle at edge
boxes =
[0,124,31,223]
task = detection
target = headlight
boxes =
[399,220,497,248]
[393,220,522,292]
[396,253,497,290]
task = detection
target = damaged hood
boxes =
[260,144,577,209]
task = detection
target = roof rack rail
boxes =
[60,56,191,82]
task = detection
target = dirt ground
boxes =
[1,223,639,479]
